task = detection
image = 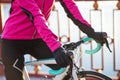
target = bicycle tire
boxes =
[77,71,112,80]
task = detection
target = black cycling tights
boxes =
[2,39,60,80]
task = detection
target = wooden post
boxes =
[0,4,4,76]
[0,4,2,33]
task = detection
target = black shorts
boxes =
[1,39,60,80]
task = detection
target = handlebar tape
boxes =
[82,37,102,54]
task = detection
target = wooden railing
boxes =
[0,0,118,3]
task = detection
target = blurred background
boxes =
[0,0,120,80]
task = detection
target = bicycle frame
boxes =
[23,37,102,80]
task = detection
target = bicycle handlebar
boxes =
[82,37,101,54]
[63,37,111,54]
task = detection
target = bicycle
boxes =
[22,35,112,80]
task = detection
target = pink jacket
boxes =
[2,0,91,52]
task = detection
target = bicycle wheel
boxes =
[77,71,112,80]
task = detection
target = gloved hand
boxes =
[53,47,73,67]
[88,32,107,46]
[77,23,107,46]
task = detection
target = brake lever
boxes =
[104,38,112,52]
[102,32,112,53]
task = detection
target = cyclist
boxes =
[1,0,106,80]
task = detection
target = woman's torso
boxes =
[2,0,55,40]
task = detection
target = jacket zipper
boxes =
[32,29,37,39]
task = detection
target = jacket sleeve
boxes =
[16,0,61,52]
[60,0,95,35]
